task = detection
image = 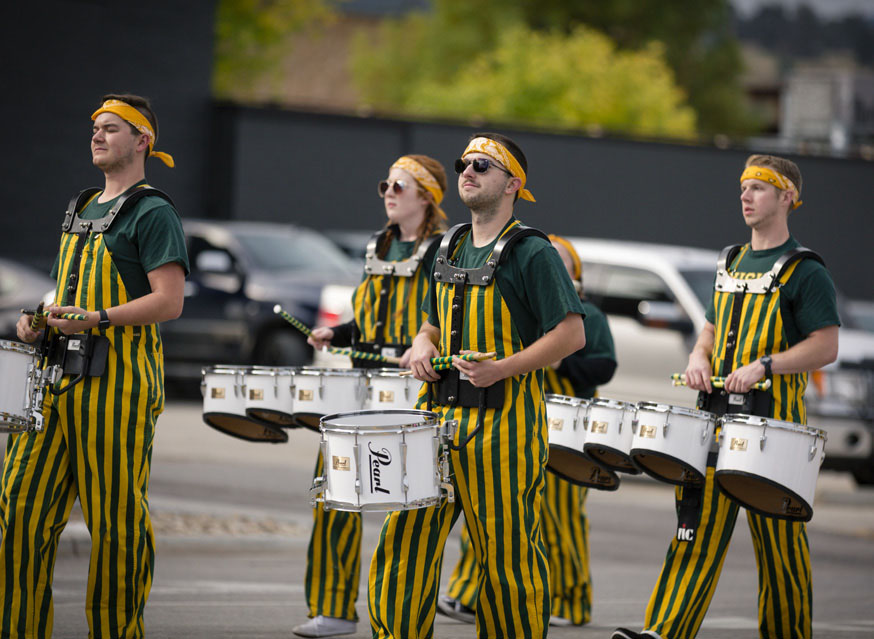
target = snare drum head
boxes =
[547,447,620,491]
[203,412,288,443]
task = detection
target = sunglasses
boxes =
[377,178,413,197]
[454,157,512,176]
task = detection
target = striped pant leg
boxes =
[747,513,812,638]
[67,380,159,639]
[0,408,77,639]
[456,409,551,639]
[541,471,591,625]
[644,467,740,639]
[305,451,362,621]
[368,497,460,638]
[444,518,479,608]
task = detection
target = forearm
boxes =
[498,313,585,379]
[770,326,839,375]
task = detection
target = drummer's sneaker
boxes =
[549,615,573,626]
[436,595,476,624]
[291,615,356,637]
[611,628,663,639]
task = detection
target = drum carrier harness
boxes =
[698,243,824,419]
[427,222,549,450]
[351,228,440,361]
[41,184,174,395]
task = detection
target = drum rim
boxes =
[719,413,826,439]
[545,393,588,407]
[245,366,297,376]
[296,367,366,377]
[320,408,440,430]
[0,340,38,356]
[589,397,635,410]
[202,366,250,376]
[636,401,715,420]
[714,468,814,522]
[366,368,413,378]
[321,495,445,512]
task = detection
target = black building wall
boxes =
[1,0,216,270]
[210,104,872,300]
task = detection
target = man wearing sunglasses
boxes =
[368,133,587,639]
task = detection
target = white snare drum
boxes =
[366,369,420,411]
[291,368,367,431]
[716,415,826,521]
[311,409,455,512]
[244,366,297,428]
[0,340,44,433]
[202,366,287,443]
[546,394,619,491]
[631,402,716,485]
[582,397,640,474]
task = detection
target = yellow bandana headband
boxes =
[462,137,535,202]
[548,234,581,281]
[91,99,175,168]
[391,156,447,220]
[740,165,801,210]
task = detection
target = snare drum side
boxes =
[244,367,297,428]
[291,369,367,431]
[631,403,715,485]
[0,341,40,433]
[582,399,640,474]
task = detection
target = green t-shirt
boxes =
[556,299,616,398]
[704,236,840,346]
[51,182,189,300]
[426,218,585,346]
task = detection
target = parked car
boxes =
[323,229,372,262]
[160,219,360,382]
[314,236,874,482]
[0,258,56,341]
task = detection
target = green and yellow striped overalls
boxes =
[305,232,434,622]
[0,190,167,638]
[368,221,551,638]
[444,366,593,626]
[644,244,814,639]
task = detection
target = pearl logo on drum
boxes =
[368,443,392,494]
[591,420,609,434]
[548,417,564,431]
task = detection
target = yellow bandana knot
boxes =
[462,137,535,202]
[740,165,801,210]
[91,99,175,168]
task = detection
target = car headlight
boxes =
[807,368,874,419]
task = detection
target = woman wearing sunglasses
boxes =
[293,154,448,638]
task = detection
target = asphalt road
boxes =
[2,400,874,638]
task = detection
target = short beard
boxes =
[460,187,503,222]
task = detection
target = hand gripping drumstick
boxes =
[398,352,498,376]
[273,305,402,364]
[671,373,772,391]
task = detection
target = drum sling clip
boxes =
[45,332,110,396]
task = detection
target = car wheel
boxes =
[254,330,311,367]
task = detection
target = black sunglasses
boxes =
[454,157,512,176]
[377,178,411,197]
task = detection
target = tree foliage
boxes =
[353,0,753,137]
[213,0,337,100]
[405,25,696,138]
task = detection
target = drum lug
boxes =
[760,423,768,451]
[353,442,361,494]
[808,437,818,462]
[309,473,327,509]
[663,419,670,438]
[319,373,325,400]
[441,481,455,504]
[272,371,279,398]
[400,439,409,496]
[631,418,638,435]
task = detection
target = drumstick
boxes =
[397,353,498,376]
[22,308,91,322]
[273,305,402,364]
[30,302,44,331]
[671,373,772,391]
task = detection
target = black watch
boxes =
[759,354,772,377]
[98,308,111,331]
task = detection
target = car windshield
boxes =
[235,228,357,276]
[680,269,715,309]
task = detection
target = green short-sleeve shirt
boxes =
[426,218,585,345]
[51,181,189,300]
[556,299,616,398]
[704,236,840,346]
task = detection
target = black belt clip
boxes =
[697,387,771,418]
[47,332,110,395]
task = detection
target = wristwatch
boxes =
[759,354,773,377]
[98,308,111,331]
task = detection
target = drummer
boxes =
[293,154,448,637]
[437,234,617,627]
[613,154,840,639]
